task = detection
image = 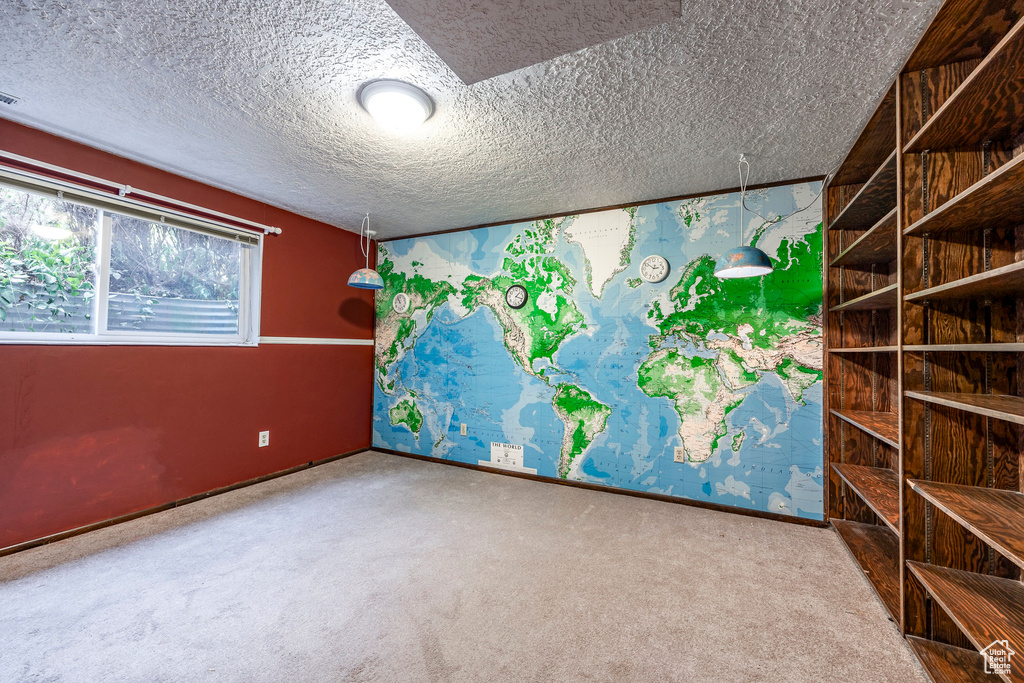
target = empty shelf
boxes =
[904,391,1024,425]
[905,261,1024,302]
[830,410,899,448]
[905,343,1024,352]
[830,284,898,312]
[907,561,1024,682]
[830,208,898,267]
[829,150,898,232]
[906,636,990,683]
[909,480,1024,571]
[833,519,901,622]
[832,464,900,533]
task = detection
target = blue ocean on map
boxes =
[373,182,825,520]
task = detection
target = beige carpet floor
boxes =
[0,450,926,682]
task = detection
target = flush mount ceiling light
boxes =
[358,80,434,132]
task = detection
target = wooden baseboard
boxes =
[0,447,371,558]
[374,447,828,528]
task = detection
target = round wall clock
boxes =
[505,284,529,309]
[392,292,410,314]
[640,255,670,283]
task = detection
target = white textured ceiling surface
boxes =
[383,0,681,84]
[0,0,943,239]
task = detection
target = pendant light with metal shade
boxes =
[348,213,384,290]
[715,155,774,279]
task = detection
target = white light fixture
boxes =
[32,223,73,240]
[358,80,434,132]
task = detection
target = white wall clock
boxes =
[505,284,528,309]
[640,255,670,283]
[392,292,410,314]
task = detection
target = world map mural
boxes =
[373,181,824,520]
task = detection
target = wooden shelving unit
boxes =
[824,2,1024,679]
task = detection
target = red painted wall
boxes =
[0,120,374,549]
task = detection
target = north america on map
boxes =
[372,182,824,520]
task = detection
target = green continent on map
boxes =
[552,383,611,478]
[389,397,423,436]
[374,257,455,388]
[637,348,743,463]
[461,255,584,377]
[777,359,823,405]
[654,225,822,347]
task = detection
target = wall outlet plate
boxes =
[258,430,270,447]
[673,446,686,463]
[460,423,467,436]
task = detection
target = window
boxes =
[0,182,261,345]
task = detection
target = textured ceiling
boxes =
[0,0,944,239]
[383,0,681,84]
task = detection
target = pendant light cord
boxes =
[738,154,839,228]
[360,213,371,268]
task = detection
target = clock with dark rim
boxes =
[504,284,528,309]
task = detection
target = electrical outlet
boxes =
[673,446,686,463]
[258,431,270,447]
[460,423,467,436]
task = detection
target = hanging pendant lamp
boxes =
[714,155,774,279]
[348,213,384,290]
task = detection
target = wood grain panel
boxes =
[832,463,900,532]
[904,392,1024,424]
[904,152,1024,236]
[830,150,898,232]
[909,480,1024,571]
[833,84,898,186]
[832,284,899,311]
[905,261,1024,302]
[906,636,990,683]
[906,17,1024,152]
[907,561,1024,682]
[833,519,901,622]
[831,208,898,267]
[830,409,899,447]
[905,0,1024,71]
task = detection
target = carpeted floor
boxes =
[0,450,925,682]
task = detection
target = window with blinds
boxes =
[0,181,262,345]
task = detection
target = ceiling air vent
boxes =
[0,91,20,105]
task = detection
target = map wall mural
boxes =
[372,181,825,520]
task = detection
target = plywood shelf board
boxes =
[906,636,991,683]
[905,260,1024,302]
[829,346,899,353]
[907,561,1024,682]
[830,283,899,312]
[832,463,901,532]
[904,153,1024,236]
[830,409,900,447]
[905,343,1024,352]
[909,480,1024,571]
[829,150,898,232]
[905,15,1024,152]
[833,84,898,186]
[830,208,898,267]
[832,519,901,622]
[905,391,1024,425]
[904,0,1024,71]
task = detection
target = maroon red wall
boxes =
[0,120,374,550]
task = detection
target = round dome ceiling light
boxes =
[358,80,434,132]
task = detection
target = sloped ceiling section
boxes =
[383,0,681,84]
[0,0,944,239]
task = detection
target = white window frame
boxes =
[0,180,263,347]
